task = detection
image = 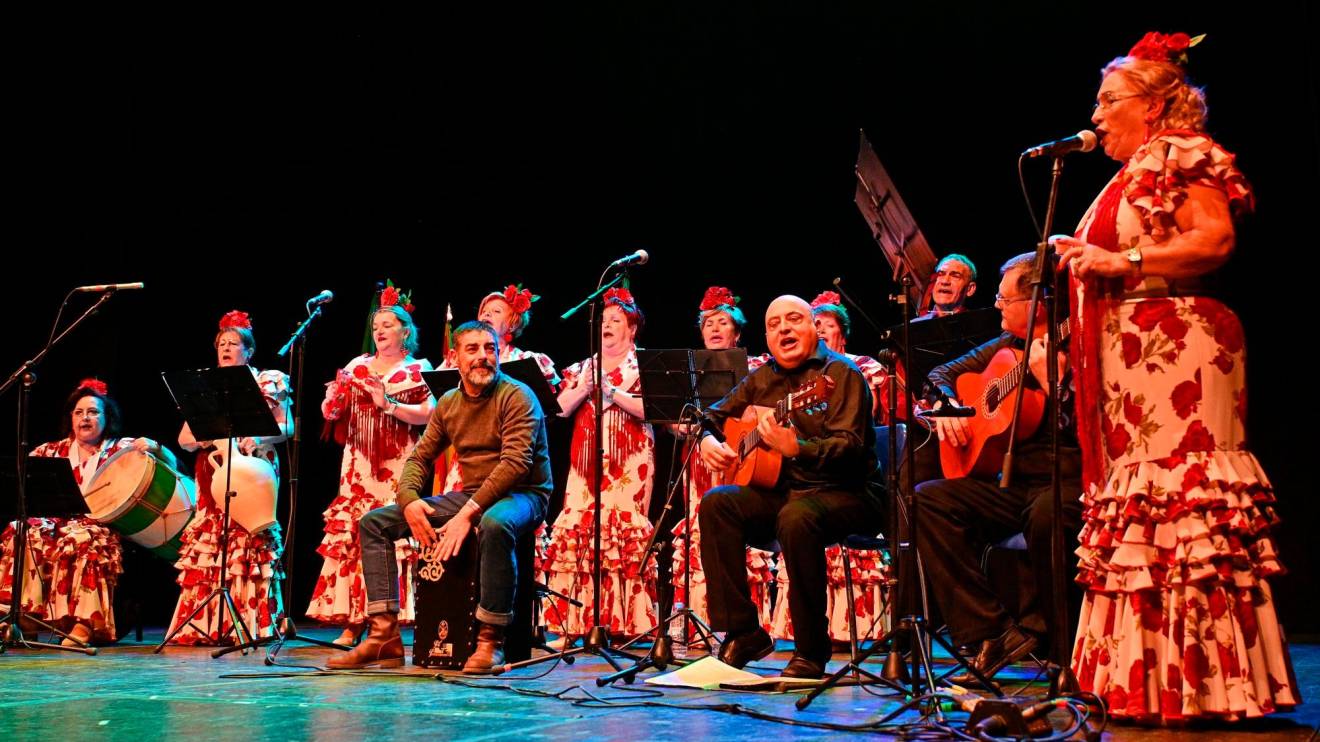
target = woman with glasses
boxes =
[1053,32,1297,721]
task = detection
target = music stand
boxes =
[422,358,563,417]
[888,309,1003,389]
[594,348,747,685]
[154,366,280,653]
[0,457,97,654]
[855,128,938,308]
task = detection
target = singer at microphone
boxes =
[1021,130,1097,159]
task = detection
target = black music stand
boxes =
[154,366,280,653]
[422,357,562,418]
[0,457,96,654]
[594,348,747,684]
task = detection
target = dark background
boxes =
[7,4,1317,636]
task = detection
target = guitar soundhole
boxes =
[985,387,1001,413]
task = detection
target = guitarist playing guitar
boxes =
[695,295,883,680]
[913,253,1084,688]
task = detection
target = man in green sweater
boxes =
[327,320,552,673]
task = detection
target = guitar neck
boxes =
[999,319,1071,396]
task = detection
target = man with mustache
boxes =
[328,321,552,673]
[697,295,883,678]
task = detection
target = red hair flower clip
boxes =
[1128,31,1204,66]
[78,378,109,396]
[603,287,635,306]
[699,286,739,311]
[501,284,539,315]
[219,310,252,330]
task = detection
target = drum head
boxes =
[84,448,153,522]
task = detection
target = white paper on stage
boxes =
[643,656,762,689]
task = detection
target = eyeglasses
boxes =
[1093,92,1143,112]
[994,293,1030,305]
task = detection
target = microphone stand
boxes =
[0,290,119,654]
[215,302,344,659]
[1001,153,1077,697]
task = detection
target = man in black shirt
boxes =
[916,253,1082,684]
[698,295,883,679]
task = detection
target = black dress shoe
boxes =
[947,625,1038,687]
[717,628,774,669]
[781,654,826,679]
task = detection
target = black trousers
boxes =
[913,461,1081,657]
[698,483,883,663]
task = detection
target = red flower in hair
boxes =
[1128,31,1202,66]
[78,378,109,396]
[219,310,252,331]
[603,287,635,306]
[811,291,841,309]
[376,282,415,313]
[699,286,738,312]
[501,284,538,315]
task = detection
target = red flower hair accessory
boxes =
[1127,31,1204,66]
[500,284,539,315]
[77,378,108,396]
[699,286,739,311]
[603,287,636,306]
[811,291,842,309]
[379,281,415,314]
[219,310,252,331]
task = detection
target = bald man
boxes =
[698,296,883,678]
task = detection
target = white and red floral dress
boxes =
[1,437,130,641]
[1068,131,1298,721]
[167,368,288,645]
[306,354,432,626]
[541,350,657,636]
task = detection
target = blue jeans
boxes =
[359,491,545,626]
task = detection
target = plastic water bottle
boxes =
[669,603,687,659]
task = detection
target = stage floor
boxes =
[1,628,1315,740]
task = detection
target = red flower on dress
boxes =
[1102,416,1132,460]
[811,291,842,309]
[219,310,252,331]
[1212,312,1244,354]
[1182,643,1210,692]
[1170,369,1202,420]
[1122,392,1144,427]
[1129,299,1177,332]
[1180,462,1207,494]
[1171,420,1216,458]
[77,378,108,396]
[352,365,370,379]
[699,286,738,311]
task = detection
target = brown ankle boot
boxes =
[326,613,403,669]
[462,622,505,675]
